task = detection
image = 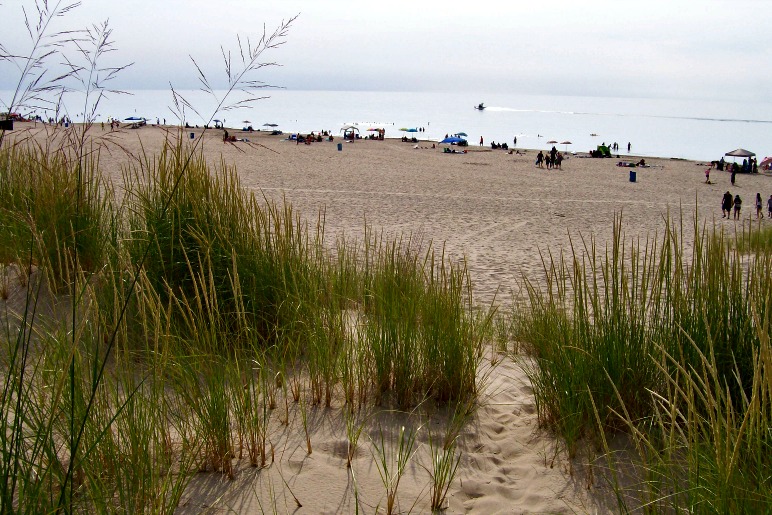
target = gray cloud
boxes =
[1,0,769,102]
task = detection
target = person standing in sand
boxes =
[767,194,772,218]
[627,142,631,152]
[734,194,742,220]
[731,167,736,186]
[705,168,711,183]
[479,136,484,146]
[756,193,764,219]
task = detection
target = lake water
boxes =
[4,89,771,161]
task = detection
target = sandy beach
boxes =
[86,125,766,307]
[6,122,771,513]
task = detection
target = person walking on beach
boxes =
[731,167,736,186]
[733,194,742,220]
[756,193,764,219]
[479,136,484,146]
[767,194,772,218]
[513,136,517,147]
[722,191,733,218]
[536,151,544,168]
[705,168,711,183]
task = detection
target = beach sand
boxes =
[6,123,770,513]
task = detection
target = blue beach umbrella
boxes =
[455,132,468,137]
[440,136,466,144]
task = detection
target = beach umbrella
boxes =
[455,132,468,137]
[405,128,418,133]
[440,136,466,144]
[546,140,558,144]
[561,140,572,151]
[125,116,145,121]
[263,123,279,127]
[398,127,409,132]
[242,120,251,124]
[760,156,772,170]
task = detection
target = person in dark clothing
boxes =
[722,191,733,218]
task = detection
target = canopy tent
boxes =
[725,148,755,158]
[341,125,360,140]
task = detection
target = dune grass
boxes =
[0,141,116,290]
[513,213,772,510]
[0,133,487,512]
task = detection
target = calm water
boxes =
[5,89,772,161]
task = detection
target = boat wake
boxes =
[481,106,772,124]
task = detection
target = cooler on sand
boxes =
[629,170,636,182]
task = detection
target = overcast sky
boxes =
[2,0,770,102]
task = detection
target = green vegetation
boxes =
[513,215,772,511]
[0,134,486,512]
[0,141,116,289]
[735,217,772,253]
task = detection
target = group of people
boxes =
[714,157,759,174]
[535,146,564,169]
[607,142,631,152]
[721,191,772,220]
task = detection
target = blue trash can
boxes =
[629,170,636,182]
[189,132,195,139]
[64,122,69,128]
[337,143,342,151]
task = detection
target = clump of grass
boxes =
[364,233,487,408]
[513,222,657,455]
[0,142,116,290]
[371,423,419,515]
[424,402,469,512]
[515,213,772,509]
[597,310,772,512]
[735,218,772,253]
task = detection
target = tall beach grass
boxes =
[513,213,772,510]
[1,131,489,512]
